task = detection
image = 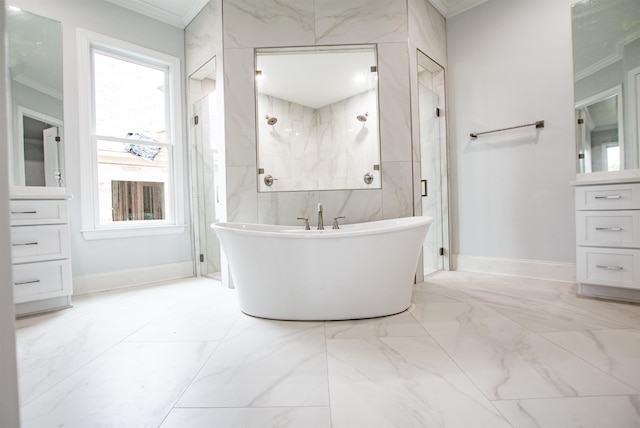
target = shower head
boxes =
[356,112,368,122]
[265,115,278,126]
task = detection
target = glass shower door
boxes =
[417,52,446,277]
[189,57,221,279]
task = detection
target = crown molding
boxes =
[429,0,488,18]
[104,0,209,28]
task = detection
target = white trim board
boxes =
[73,261,194,295]
[452,254,576,283]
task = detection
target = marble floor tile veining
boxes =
[176,316,330,408]
[15,272,640,427]
[411,301,637,400]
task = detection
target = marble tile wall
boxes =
[407,0,449,276]
[185,1,222,77]
[222,0,445,230]
[408,0,448,68]
[184,0,448,282]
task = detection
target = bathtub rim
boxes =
[211,215,433,240]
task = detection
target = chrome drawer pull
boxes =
[596,265,624,271]
[14,279,41,286]
[594,195,622,199]
[595,227,623,231]
[11,210,37,214]
[12,242,39,246]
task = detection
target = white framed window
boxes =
[77,30,185,240]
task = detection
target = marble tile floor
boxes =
[14,271,640,427]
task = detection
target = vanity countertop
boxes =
[571,170,640,186]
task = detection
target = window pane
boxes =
[97,139,169,224]
[112,181,165,221]
[93,52,167,142]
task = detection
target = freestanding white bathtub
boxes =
[212,216,432,321]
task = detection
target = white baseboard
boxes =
[73,261,194,295]
[452,254,576,283]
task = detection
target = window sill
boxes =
[81,224,187,241]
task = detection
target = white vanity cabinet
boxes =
[10,194,73,316]
[574,180,640,301]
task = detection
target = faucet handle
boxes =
[297,217,310,230]
[332,216,346,229]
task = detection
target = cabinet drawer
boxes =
[577,247,640,290]
[11,224,70,264]
[12,259,72,304]
[576,211,640,248]
[10,200,68,226]
[575,183,640,210]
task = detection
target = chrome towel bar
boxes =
[470,120,544,139]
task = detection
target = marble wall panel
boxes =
[226,166,258,223]
[317,189,383,224]
[378,43,412,163]
[257,191,319,225]
[223,48,257,167]
[314,0,407,45]
[185,0,222,76]
[223,0,315,48]
[408,0,447,67]
[381,161,414,219]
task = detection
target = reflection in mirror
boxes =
[255,45,380,192]
[6,6,64,187]
[575,86,623,173]
[571,0,640,173]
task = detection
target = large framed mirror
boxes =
[6,6,64,187]
[571,0,640,174]
[255,44,380,192]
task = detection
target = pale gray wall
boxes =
[9,0,192,277]
[447,0,577,263]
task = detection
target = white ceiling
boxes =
[105,0,488,29]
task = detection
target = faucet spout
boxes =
[317,203,324,230]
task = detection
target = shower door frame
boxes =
[188,56,222,279]
[415,49,451,278]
